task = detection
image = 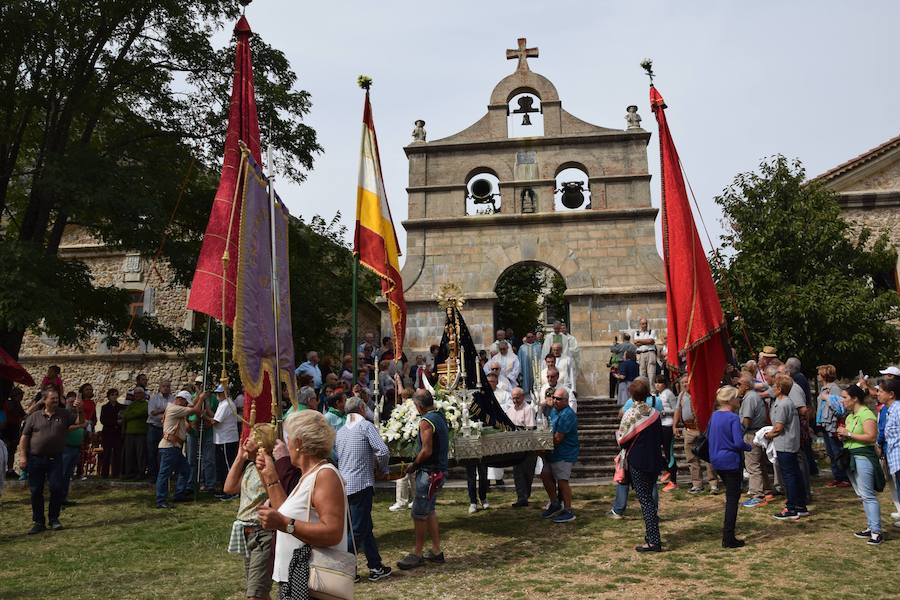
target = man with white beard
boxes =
[484,341,519,389]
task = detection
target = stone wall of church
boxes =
[392,210,667,396]
[19,354,201,397]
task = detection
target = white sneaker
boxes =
[890,511,900,520]
[388,502,404,512]
[481,502,490,510]
[407,501,414,508]
[468,503,478,514]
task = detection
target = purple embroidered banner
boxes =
[233,153,297,418]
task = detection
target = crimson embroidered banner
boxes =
[652,85,728,430]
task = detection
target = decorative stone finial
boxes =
[625,105,642,130]
[412,119,426,142]
[506,37,539,72]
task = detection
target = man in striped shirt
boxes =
[334,396,392,582]
[878,378,900,529]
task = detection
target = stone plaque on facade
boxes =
[516,150,536,164]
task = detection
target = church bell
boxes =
[512,95,539,126]
[559,181,586,209]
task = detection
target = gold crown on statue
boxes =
[434,282,465,312]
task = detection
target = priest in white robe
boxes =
[541,320,579,366]
[484,341,519,389]
[540,346,576,394]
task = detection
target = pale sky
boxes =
[240,0,900,265]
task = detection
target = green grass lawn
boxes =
[0,477,894,599]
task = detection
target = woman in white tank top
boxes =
[257,411,347,587]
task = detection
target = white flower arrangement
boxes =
[379,387,482,453]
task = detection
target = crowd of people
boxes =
[3,322,899,596]
[610,350,900,551]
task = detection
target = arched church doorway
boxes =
[493,262,568,346]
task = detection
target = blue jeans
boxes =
[823,433,849,482]
[849,455,881,533]
[27,454,65,525]
[347,486,383,569]
[61,446,81,502]
[187,428,216,489]
[147,425,163,478]
[776,451,806,512]
[612,481,658,515]
[156,446,190,505]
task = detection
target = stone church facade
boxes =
[391,39,666,396]
[812,133,900,290]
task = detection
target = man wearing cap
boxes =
[213,384,240,500]
[156,391,206,508]
[881,366,900,380]
[756,346,778,384]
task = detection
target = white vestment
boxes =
[541,333,580,364]
[492,387,513,412]
[484,351,520,389]
[540,357,576,393]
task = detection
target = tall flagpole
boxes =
[267,143,284,421]
[351,255,359,383]
[196,313,212,498]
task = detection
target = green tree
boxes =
[0,1,321,362]
[288,213,379,358]
[494,263,569,337]
[494,264,544,337]
[712,156,899,376]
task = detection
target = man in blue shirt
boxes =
[294,351,322,392]
[540,388,579,523]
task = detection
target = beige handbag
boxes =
[305,465,356,600]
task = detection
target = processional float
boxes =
[381,283,553,466]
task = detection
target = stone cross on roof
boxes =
[506,37,538,72]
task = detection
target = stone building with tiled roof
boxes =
[811,134,900,291]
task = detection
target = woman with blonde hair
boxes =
[257,409,353,597]
[707,386,752,548]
